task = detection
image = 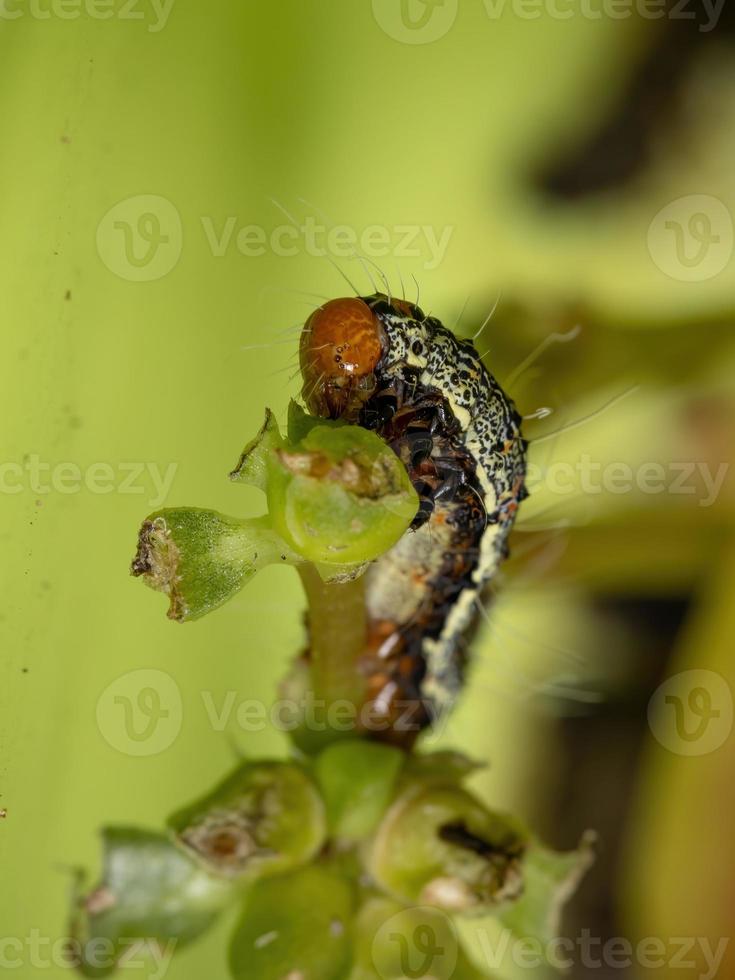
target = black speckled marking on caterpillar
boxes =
[300,293,528,743]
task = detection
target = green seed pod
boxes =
[168,760,326,880]
[314,740,406,842]
[131,508,291,621]
[230,402,417,569]
[228,864,354,980]
[68,827,235,977]
[366,785,527,914]
[267,421,418,566]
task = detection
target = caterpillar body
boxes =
[300,293,527,743]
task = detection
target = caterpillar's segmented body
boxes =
[301,293,527,743]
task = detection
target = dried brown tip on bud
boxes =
[130,517,186,621]
[179,811,266,877]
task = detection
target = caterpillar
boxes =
[300,293,528,744]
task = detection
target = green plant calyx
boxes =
[260,406,418,566]
[168,760,326,880]
[366,782,528,914]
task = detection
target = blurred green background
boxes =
[1,1,734,977]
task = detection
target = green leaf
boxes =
[495,831,596,945]
[69,827,235,977]
[314,740,406,841]
[229,407,284,490]
[168,760,326,879]
[228,864,354,980]
[287,398,345,443]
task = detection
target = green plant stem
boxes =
[298,564,368,712]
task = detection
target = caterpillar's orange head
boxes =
[300,297,385,419]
